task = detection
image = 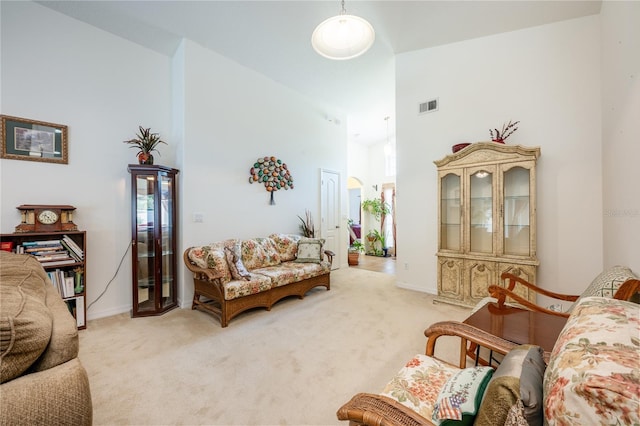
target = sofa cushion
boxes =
[475,345,546,426]
[251,261,331,288]
[294,238,325,263]
[187,241,234,284]
[241,238,281,270]
[431,366,493,425]
[543,297,640,426]
[568,265,637,311]
[224,241,251,281]
[269,233,302,262]
[0,252,54,383]
[223,274,273,301]
[381,354,460,420]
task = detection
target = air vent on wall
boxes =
[419,98,439,114]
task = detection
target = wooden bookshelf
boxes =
[0,231,87,329]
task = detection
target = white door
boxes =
[321,169,341,269]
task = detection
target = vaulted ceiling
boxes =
[38,1,602,145]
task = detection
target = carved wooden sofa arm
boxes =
[337,320,518,425]
[324,250,335,265]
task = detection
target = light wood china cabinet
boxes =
[434,142,540,307]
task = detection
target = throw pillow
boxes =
[224,243,251,281]
[568,265,637,311]
[475,345,546,426]
[295,238,325,263]
[431,366,494,425]
[268,233,301,261]
[187,242,233,284]
[240,238,281,270]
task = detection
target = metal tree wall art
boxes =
[249,156,294,205]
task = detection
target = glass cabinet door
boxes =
[159,174,175,309]
[503,166,531,256]
[135,173,156,314]
[469,168,494,253]
[440,173,461,251]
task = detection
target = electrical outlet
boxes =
[193,212,204,223]
[404,262,409,270]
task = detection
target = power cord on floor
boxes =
[87,240,132,311]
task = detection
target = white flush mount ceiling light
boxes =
[311,0,375,60]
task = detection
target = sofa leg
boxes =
[192,293,199,310]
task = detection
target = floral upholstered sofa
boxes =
[337,296,639,425]
[184,234,333,327]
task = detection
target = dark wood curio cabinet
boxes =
[128,164,179,317]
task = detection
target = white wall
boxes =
[175,39,348,305]
[601,1,640,273]
[360,141,396,242]
[1,1,172,318]
[395,16,603,297]
[1,2,348,319]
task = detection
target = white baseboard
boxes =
[394,280,437,295]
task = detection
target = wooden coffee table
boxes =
[463,302,567,365]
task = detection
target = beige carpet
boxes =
[79,267,471,425]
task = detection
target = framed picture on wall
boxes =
[0,115,68,164]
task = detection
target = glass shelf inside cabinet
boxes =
[470,170,493,253]
[441,173,461,251]
[504,167,531,255]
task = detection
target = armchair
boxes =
[337,321,517,426]
[489,266,639,318]
[337,297,640,426]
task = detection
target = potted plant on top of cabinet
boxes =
[124,126,167,165]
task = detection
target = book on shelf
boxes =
[47,270,63,297]
[21,239,62,246]
[62,235,84,259]
[40,258,76,267]
[60,239,82,261]
[48,269,82,298]
[65,296,85,327]
[64,276,75,298]
[34,252,73,261]
[24,244,64,253]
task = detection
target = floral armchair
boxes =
[337,296,639,426]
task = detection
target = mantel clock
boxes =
[15,204,78,233]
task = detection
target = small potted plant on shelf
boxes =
[348,240,364,266]
[124,126,167,164]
